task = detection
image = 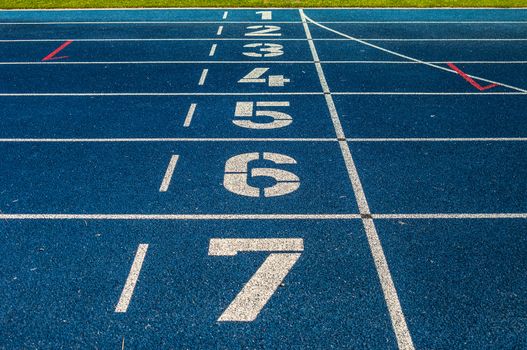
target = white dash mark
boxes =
[216,25,223,36]
[183,103,197,127]
[198,68,209,85]
[209,43,217,56]
[115,243,149,313]
[222,11,228,20]
[159,155,179,192]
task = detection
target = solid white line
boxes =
[332,92,526,95]
[216,25,223,36]
[347,137,527,142]
[222,11,228,20]
[0,7,525,10]
[0,92,322,96]
[303,15,527,94]
[1,60,527,65]
[0,137,524,143]
[115,243,149,313]
[0,138,336,142]
[300,9,414,350]
[198,68,208,86]
[0,213,525,220]
[182,103,197,127]
[208,44,217,57]
[1,38,526,42]
[1,20,527,24]
[159,155,179,192]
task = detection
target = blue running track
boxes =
[0,8,526,349]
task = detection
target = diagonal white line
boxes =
[300,9,415,350]
[303,14,527,94]
[115,243,149,313]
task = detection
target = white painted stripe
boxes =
[333,92,527,95]
[300,9,415,350]
[0,92,321,96]
[208,44,217,56]
[303,15,527,94]
[222,11,228,20]
[0,137,524,143]
[0,138,336,142]
[1,60,527,65]
[0,213,525,220]
[198,68,208,86]
[182,103,197,127]
[0,7,525,10]
[159,155,179,192]
[1,38,526,42]
[1,20,527,24]
[115,243,148,313]
[373,213,527,219]
[216,25,223,36]
[347,137,527,142]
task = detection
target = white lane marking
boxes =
[0,137,525,143]
[3,20,527,24]
[216,25,224,36]
[208,44,217,56]
[198,68,209,85]
[159,155,179,192]
[0,92,322,96]
[1,60,527,65]
[300,9,415,350]
[0,6,524,10]
[2,38,527,42]
[115,244,149,313]
[0,138,336,142]
[183,103,197,127]
[0,213,525,220]
[303,14,527,94]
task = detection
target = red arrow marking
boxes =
[447,62,498,91]
[42,40,73,61]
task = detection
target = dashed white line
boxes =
[159,155,179,192]
[198,68,209,85]
[222,11,228,20]
[183,103,197,127]
[208,43,217,56]
[216,25,224,36]
[300,9,415,350]
[115,243,149,313]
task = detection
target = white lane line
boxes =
[0,137,336,142]
[0,137,525,143]
[198,69,209,85]
[303,14,527,94]
[182,103,197,127]
[2,38,527,42]
[216,25,224,36]
[208,44,217,56]
[347,137,527,142]
[300,9,415,350]
[159,155,179,192]
[0,92,322,96]
[333,92,527,95]
[0,213,525,220]
[1,60,527,65]
[115,243,149,313]
[2,20,527,24]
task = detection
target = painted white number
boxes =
[234,101,292,129]
[209,238,303,321]
[245,25,281,37]
[238,68,290,87]
[256,11,272,20]
[223,152,300,197]
[242,43,284,58]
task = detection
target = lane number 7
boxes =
[208,238,304,322]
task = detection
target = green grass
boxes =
[1,0,526,9]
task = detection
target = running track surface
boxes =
[0,8,526,349]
